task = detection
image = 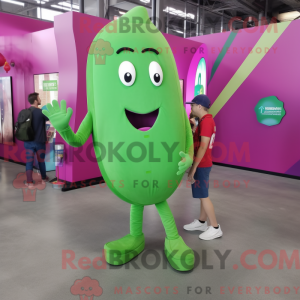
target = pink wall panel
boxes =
[0,12,54,163]
[188,22,300,177]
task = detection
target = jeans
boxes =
[24,141,46,183]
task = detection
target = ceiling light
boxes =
[58,2,79,9]
[1,0,24,6]
[163,6,195,20]
[119,11,125,15]
[277,11,300,22]
[140,0,150,3]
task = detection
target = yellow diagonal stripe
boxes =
[210,21,291,117]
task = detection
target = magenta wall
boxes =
[0,12,54,163]
[0,12,53,36]
[189,22,300,177]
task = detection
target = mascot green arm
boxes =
[42,100,92,147]
[177,111,194,175]
[184,110,194,159]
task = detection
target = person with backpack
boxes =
[23,93,50,188]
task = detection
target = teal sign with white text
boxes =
[255,96,285,126]
[43,80,58,91]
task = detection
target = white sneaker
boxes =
[183,219,208,231]
[199,224,223,240]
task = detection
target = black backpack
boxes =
[15,107,35,141]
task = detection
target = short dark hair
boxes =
[203,106,209,112]
[28,92,39,104]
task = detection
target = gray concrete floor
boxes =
[1,159,300,300]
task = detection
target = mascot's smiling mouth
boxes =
[125,108,159,131]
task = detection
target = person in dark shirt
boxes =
[24,92,49,188]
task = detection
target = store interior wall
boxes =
[0,12,53,166]
[2,10,298,180]
[188,21,300,177]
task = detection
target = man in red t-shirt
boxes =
[183,95,223,241]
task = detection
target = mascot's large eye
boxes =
[149,61,163,86]
[119,61,136,86]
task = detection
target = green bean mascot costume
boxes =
[43,6,194,271]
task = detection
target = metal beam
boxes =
[16,4,40,15]
[156,0,166,32]
[79,0,84,13]
[166,6,169,33]
[196,0,200,35]
[280,0,300,10]
[201,0,205,35]
[202,2,239,19]
[152,0,156,26]
[235,0,259,16]
[212,6,239,12]
[220,10,223,31]
[97,0,108,18]
[258,11,263,26]
[184,0,187,38]
[16,0,68,14]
